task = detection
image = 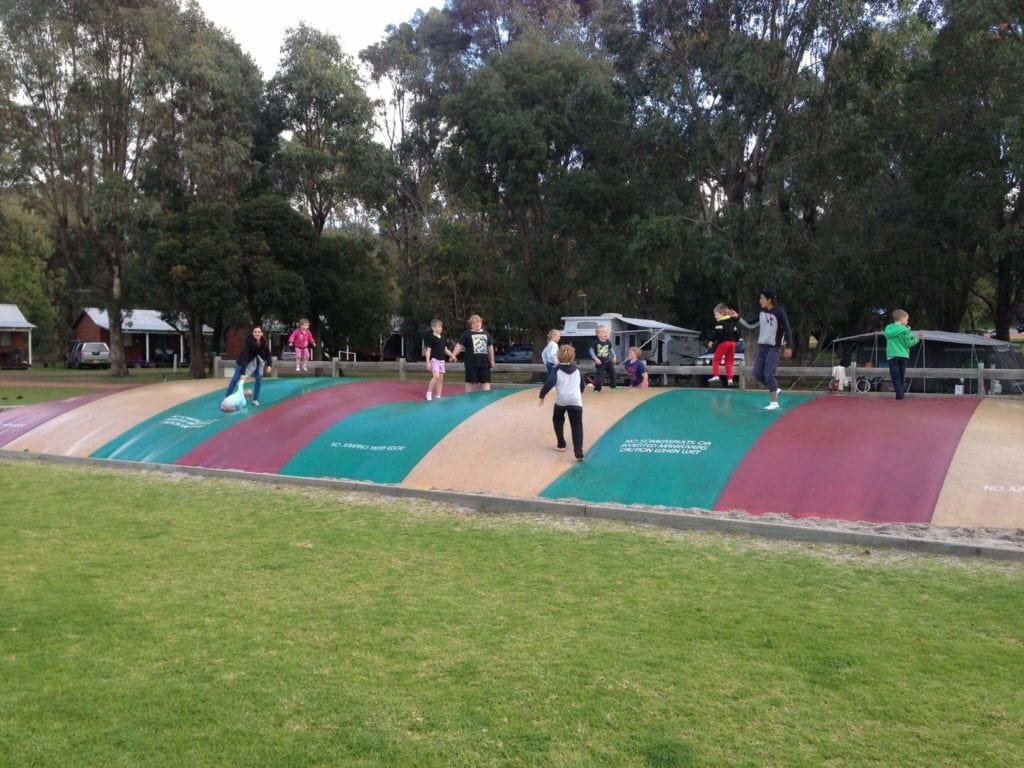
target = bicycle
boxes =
[854,375,895,393]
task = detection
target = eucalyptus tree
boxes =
[1,0,181,375]
[600,0,867,342]
[0,198,62,356]
[269,24,378,237]
[142,3,264,376]
[443,30,637,349]
[903,1,1024,337]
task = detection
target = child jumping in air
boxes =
[539,344,586,462]
[288,319,316,373]
[424,318,454,401]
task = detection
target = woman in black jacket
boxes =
[224,326,272,406]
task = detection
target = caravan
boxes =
[558,313,702,383]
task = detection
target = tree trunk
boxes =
[106,261,129,377]
[189,310,207,378]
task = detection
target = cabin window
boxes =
[577,321,597,330]
[0,332,10,346]
[123,334,133,346]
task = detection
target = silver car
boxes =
[75,342,111,368]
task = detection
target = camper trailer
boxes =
[559,314,702,376]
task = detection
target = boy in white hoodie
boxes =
[539,344,587,461]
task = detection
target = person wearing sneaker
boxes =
[288,319,316,373]
[450,314,496,392]
[539,344,587,461]
[707,302,741,386]
[424,318,454,401]
[223,325,271,408]
[737,289,792,410]
[588,325,618,392]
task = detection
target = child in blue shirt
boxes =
[623,346,649,388]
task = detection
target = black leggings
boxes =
[553,405,584,459]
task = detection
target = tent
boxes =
[829,330,1024,394]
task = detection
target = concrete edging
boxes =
[2,449,1021,562]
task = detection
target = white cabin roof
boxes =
[80,308,212,334]
[0,303,36,330]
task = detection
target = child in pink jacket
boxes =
[288,319,316,372]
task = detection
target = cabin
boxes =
[0,304,35,368]
[559,313,702,365]
[72,308,212,367]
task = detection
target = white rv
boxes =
[559,313,702,366]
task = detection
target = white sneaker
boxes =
[707,376,720,383]
[764,401,780,410]
[726,379,734,386]
[303,365,309,372]
[425,392,432,401]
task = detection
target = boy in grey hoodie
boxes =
[539,344,587,461]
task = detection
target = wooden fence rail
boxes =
[210,357,1023,397]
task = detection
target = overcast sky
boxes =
[194,1,437,78]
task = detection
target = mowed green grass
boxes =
[0,386,94,406]
[1,462,1022,767]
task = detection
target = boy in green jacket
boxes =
[883,309,921,400]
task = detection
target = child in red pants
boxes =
[707,303,740,386]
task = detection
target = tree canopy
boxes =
[1,0,1022,373]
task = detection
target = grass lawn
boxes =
[1,461,1022,767]
[0,386,96,406]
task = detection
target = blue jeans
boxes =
[888,357,908,399]
[225,363,262,402]
[752,345,782,393]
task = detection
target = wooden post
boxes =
[739,364,746,390]
[398,357,406,382]
[213,356,221,378]
[270,357,279,378]
[850,362,858,393]
[977,362,985,397]
[331,356,339,377]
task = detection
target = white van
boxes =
[558,313,702,367]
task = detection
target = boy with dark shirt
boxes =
[707,303,741,386]
[589,325,617,392]
[450,314,495,392]
[424,318,454,401]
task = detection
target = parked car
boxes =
[494,343,534,363]
[64,340,84,368]
[695,340,746,385]
[72,342,111,368]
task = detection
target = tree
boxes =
[0,198,62,358]
[903,1,1024,338]
[313,229,399,352]
[140,3,263,375]
[270,25,378,236]
[152,203,240,376]
[444,31,635,351]
[1,0,181,375]
[234,194,313,326]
